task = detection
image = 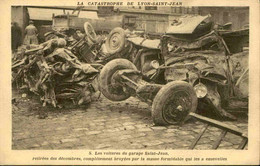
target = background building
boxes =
[11,6,249,39]
[115,6,173,33]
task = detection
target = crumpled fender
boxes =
[44,31,55,37]
[164,55,227,85]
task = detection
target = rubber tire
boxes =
[105,27,126,55]
[152,81,198,126]
[84,22,97,42]
[99,58,137,101]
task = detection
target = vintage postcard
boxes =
[0,0,259,165]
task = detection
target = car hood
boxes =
[127,37,160,50]
[166,15,211,34]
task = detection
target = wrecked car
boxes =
[12,37,102,108]
[44,21,106,65]
[99,15,249,125]
[45,7,138,42]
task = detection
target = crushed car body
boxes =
[12,36,102,108]
[99,14,249,125]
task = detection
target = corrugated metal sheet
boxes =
[166,15,210,34]
[28,8,98,21]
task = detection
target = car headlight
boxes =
[194,83,207,98]
[150,60,159,69]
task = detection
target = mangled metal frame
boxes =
[99,14,249,125]
[12,35,102,108]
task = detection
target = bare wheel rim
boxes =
[106,68,127,96]
[162,90,192,124]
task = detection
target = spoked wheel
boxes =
[84,22,97,42]
[99,58,137,101]
[152,81,198,126]
[105,27,126,55]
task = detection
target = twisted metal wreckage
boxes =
[12,15,249,126]
[12,26,103,107]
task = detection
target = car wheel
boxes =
[99,58,137,101]
[84,22,97,42]
[105,27,126,55]
[152,81,198,125]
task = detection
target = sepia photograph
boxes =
[11,5,249,150]
[0,0,259,165]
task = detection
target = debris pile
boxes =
[12,37,103,107]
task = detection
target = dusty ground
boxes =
[12,90,248,150]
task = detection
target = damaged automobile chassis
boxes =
[99,15,248,126]
[99,58,198,125]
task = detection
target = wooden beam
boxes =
[212,130,227,149]
[189,112,247,138]
[189,123,209,149]
[238,137,248,149]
